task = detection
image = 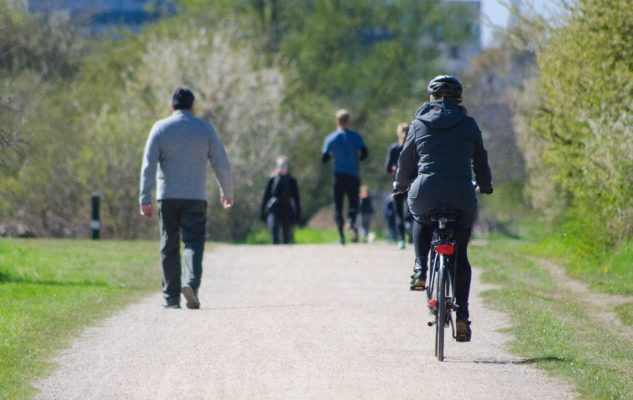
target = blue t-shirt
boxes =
[322,128,366,178]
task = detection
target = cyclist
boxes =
[322,109,369,244]
[384,122,412,249]
[394,75,493,342]
[260,156,301,244]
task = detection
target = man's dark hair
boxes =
[171,87,195,110]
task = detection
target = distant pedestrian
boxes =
[321,109,369,245]
[260,156,301,244]
[139,87,234,310]
[385,122,411,250]
[358,186,374,243]
[383,194,397,241]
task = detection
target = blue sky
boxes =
[480,0,551,46]
[481,0,511,46]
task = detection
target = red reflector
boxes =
[434,244,455,255]
[428,299,438,309]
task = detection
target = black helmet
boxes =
[427,75,463,100]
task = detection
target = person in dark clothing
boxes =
[385,122,411,250]
[394,75,493,342]
[383,194,397,241]
[322,109,369,244]
[358,186,374,243]
[260,156,301,244]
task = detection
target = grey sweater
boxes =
[139,110,234,205]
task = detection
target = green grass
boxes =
[471,237,633,399]
[241,227,340,244]
[0,239,158,400]
[616,303,633,327]
[526,232,633,296]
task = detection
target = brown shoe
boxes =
[410,277,426,291]
[409,258,427,291]
[456,320,471,342]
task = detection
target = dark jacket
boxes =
[395,99,492,227]
[384,143,403,175]
[260,174,301,222]
[359,196,374,215]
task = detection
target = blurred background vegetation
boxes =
[0,0,631,257]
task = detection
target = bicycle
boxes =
[424,209,461,362]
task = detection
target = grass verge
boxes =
[526,233,633,296]
[616,303,633,327]
[241,227,340,244]
[0,239,158,400]
[470,237,633,399]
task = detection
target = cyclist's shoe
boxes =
[161,297,181,309]
[339,235,346,245]
[456,320,472,342]
[182,285,200,309]
[397,240,405,250]
[409,258,427,291]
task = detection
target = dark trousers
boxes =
[158,199,207,302]
[267,213,293,244]
[413,220,472,321]
[393,192,407,242]
[333,173,360,238]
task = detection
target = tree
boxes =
[528,0,633,242]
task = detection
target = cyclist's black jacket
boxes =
[395,99,492,227]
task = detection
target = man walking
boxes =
[322,109,368,244]
[139,87,234,309]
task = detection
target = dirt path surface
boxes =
[35,244,575,400]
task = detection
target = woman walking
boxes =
[260,156,301,244]
[385,122,411,249]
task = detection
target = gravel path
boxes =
[35,244,575,399]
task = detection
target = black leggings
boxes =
[333,173,360,237]
[413,220,472,321]
[267,213,293,244]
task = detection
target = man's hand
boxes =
[221,197,234,209]
[140,203,154,219]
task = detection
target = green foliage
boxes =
[529,0,633,243]
[0,1,474,239]
[478,180,529,223]
[528,231,633,296]
[0,239,157,399]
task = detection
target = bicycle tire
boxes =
[436,255,447,361]
[430,252,440,357]
[426,251,437,302]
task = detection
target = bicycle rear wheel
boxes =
[436,256,447,361]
